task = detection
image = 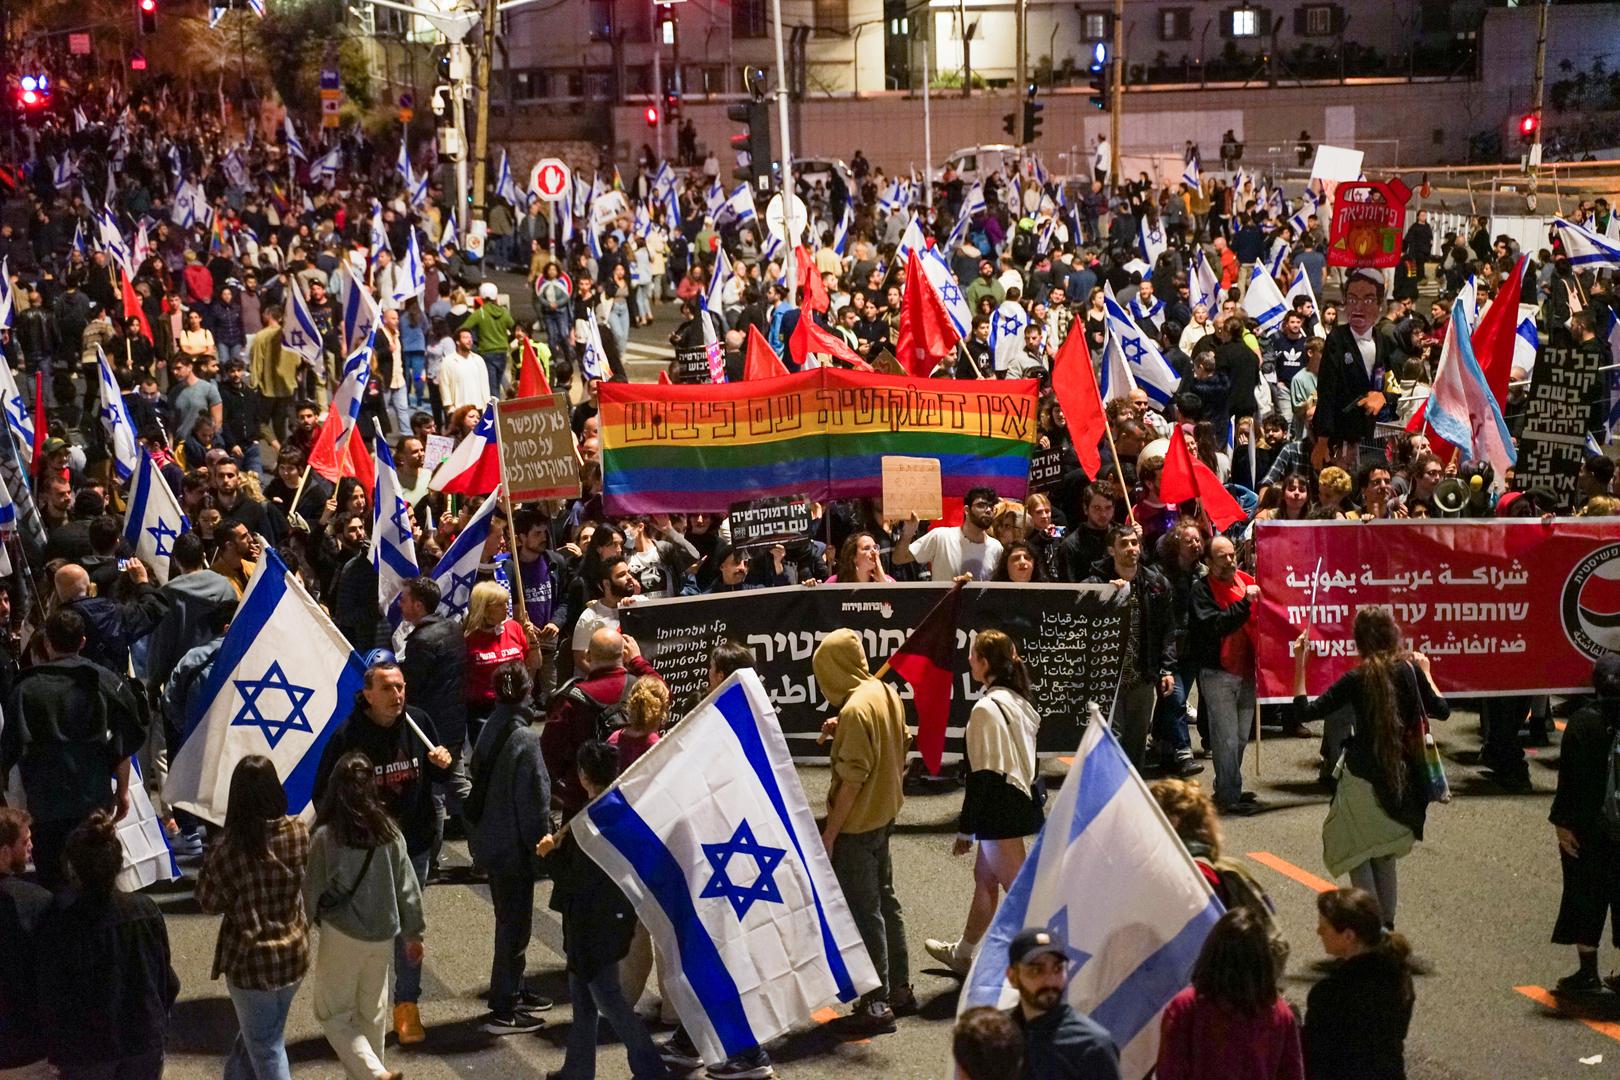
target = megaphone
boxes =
[1433,477,1469,517]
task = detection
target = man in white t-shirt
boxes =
[893,486,1004,581]
[439,327,492,410]
[570,554,643,674]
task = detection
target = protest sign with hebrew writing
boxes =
[729,496,814,549]
[1514,336,1608,506]
[1255,519,1620,701]
[496,393,580,502]
[600,369,1039,514]
[621,581,1124,761]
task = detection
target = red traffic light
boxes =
[1519,113,1538,137]
[20,89,39,106]
[139,0,156,11]
[644,105,659,126]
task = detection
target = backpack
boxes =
[552,672,639,742]
[1201,854,1291,975]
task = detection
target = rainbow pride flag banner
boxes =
[600,369,1040,514]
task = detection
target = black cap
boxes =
[1008,927,1067,967]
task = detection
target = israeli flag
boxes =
[833,200,854,256]
[663,186,682,232]
[1288,189,1320,238]
[283,281,325,367]
[1129,292,1165,331]
[0,257,12,330]
[1242,264,1289,335]
[1266,239,1291,280]
[705,245,734,316]
[95,345,138,484]
[396,227,426,304]
[222,146,251,190]
[1267,185,1285,219]
[496,149,524,208]
[0,462,16,534]
[368,201,389,263]
[165,142,184,180]
[1189,247,1221,317]
[1098,326,1139,403]
[1102,295,1179,406]
[961,707,1223,1080]
[651,160,676,201]
[1555,218,1620,271]
[989,298,1030,362]
[877,177,907,214]
[96,208,132,278]
[342,262,380,355]
[310,146,342,187]
[409,169,430,210]
[894,213,925,269]
[574,669,879,1066]
[1515,309,1539,375]
[72,219,89,258]
[1283,267,1321,336]
[721,184,758,226]
[123,449,189,585]
[705,178,726,217]
[440,209,459,251]
[0,354,34,465]
[331,328,376,447]
[429,488,502,618]
[923,248,972,339]
[577,174,595,219]
[579,311,611,381]
[1137,216,1167,275]
[283,115,306,161]
[163,549,366,824]
[395,130,412,187]
[53,154,76,191]
[1181,157,1201,190]
[371,429,419,618]
[556,195,573,249]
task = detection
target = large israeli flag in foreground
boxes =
[960,706,1223,1079]
[164,549,365,824]
[575,669,879,1065]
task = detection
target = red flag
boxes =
[119,270,152,345]
[657,369,672,385]
[894,247,960,378]
[744,324,790,381]
[885,581,965,775]
[1049,325,1106,481]
[516,336,551,397]
[308,405,375,493]
[788,311,872,371]
[30,373,45,477]
[1472,255,1527,405]
[1161,424,1245,530]
[795,246,829,314]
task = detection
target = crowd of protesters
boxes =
[0,70,1616,1080]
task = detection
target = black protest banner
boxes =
[729,496,814,549]
[1516,335,1607,505]
[621,582,1125,761]
[673,343,713,384]
[1027,447,1066,495]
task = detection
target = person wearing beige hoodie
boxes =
[813,627,913,1033]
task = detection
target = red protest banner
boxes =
[1326,177,1411,269]
[1254,519,1620,701]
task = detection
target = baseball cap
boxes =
[479,282,499,301]
[42,437,68,456]
[1008,927,1068,967]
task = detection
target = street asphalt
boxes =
[154,705,1620,1080]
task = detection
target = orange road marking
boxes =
[1058,756,1073,766]
[1245,851,1336,893]
[1556,719,1568,733]
[1516,985,1620,1044]
[812,1007,870,1045]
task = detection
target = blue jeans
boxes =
[403,350,427,406]
[225,979,301,1080]
[556,965,665,1080]
[481,350,508,396]
[1152,658,1198,764]
[542,310,573,361]
[394,849,429,1004]
[383,386,412,435]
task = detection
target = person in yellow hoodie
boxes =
[813,627,914,1033]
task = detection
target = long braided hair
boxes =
[1353,607,1408,798]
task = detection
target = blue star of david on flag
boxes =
[390,496,413,545]
[701,820,788,920]
[1122,337,1146,363]
[1044,906,1094,979]
[442,567,479,616]
[230,660,316,749]
[940,281,963,306]
[146,519,180,559]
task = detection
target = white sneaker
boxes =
[924,937,973,977]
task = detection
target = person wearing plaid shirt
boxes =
[196,756,312,1080]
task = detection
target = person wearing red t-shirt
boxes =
[1187,536,1260,815]
[461,581,539,745]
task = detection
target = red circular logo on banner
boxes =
[1561,542,1620,660]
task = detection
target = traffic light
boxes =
[727,99,771,186]
[18,73,49,111]
[1087,42,1110,111]
[1022,84,1044,144]
[665,92,680,120]
[1002,111,1017,138]
[1518,113,1539,142]
[644,104,660,127]
[655,3,677,46]
[137,0,157,34]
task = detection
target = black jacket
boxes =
[313,705,450,856]
[1,655,146,823]
[1057,524,1110,583]
[1550,699,1620,838]
[1013,1002,1122,1080]
[1185,576,1254,671]
[1085,557,1177,681]
[1302,949,1413,1080]
[63,585,170,676]
[399,614,468,750]
[0,875,52,1067]
[547,830,636,979]
[35,891,180,1069]
[1312,324,1401,444]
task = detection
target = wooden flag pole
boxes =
[493,399,530,628]
[1102,418,1137,528]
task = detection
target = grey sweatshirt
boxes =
[304,826,425,943]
